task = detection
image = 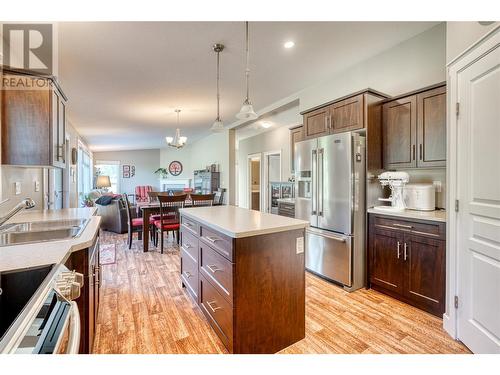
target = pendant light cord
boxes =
[244,21,250,102]
[216,49,220,120]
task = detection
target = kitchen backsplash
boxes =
[406,168,447,209]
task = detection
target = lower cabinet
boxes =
[368,213,445,316]
[65,234,101,353]
[179,216,305,354]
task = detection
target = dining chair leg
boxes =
[176,229,180,245]
[128,229,132,249]
[138,230,143,241]
[160,228,164,254]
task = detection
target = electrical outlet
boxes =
[14,182,21,195]
[34,180,40,192]
[433,180,442,193]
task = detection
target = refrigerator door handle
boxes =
[318,148,324,216]
[311,149,317,215]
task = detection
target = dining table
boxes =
[137,201,222,252]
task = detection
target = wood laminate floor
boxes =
[93,231,470,354]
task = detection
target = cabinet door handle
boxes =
[206,264,220,273]
[397,241,401,259]
[324,116,328,130]
[183,243,192,249]
[393,223,413,229]
[206,300,222,313]
[185,271,193,278]
[412,145,416,161]
[205,236,220,243]
[419,144,423,161]
[404,243,408,261]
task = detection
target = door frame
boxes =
[262,150,282,213]
[446,25,500,340]
[247,153,262,211]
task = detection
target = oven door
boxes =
[14,291,81,354]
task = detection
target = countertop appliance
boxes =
[0,263,83,354]
[295,132,365,291]
[403,183,436,211]
[268,182,294,214]
[375,171,410,211]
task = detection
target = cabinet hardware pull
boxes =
[207,300,222,313]
[419,144,423,160]
[206,264,220,273]
[412,145,416,161]
[185,271,192,278]
[324,116,328,130]
[183,243,192,249]
[397,241,401,259]
[404,243,408,261]
[393,223,412,229]
[205,236,220,243]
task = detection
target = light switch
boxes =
[34,180,40,192]
[14,182,21,195]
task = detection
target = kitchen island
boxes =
[179,205,309,354]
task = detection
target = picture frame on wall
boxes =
[123,165,130,172]
[123,171,130,178]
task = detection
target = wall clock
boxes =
[168,160,183,176]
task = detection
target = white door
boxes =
[456,40,500,353]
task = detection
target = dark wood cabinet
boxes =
[416,86,446,167]
[368,213,445,316]
[382,95,417,169]
[64,235,100,353]
[330,93,364,133]
[303,106,330,140]
[1,71,67,168]
[301,90,388,170]
[382,83,446,170]
[180,216,305,354]
[289,125,303,172]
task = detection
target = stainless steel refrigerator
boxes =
[295,132,366,291]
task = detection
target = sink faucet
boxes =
[0,198,36,227]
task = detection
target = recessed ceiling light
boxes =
[261,122,272,129]
[284,41,295,49]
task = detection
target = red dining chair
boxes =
[153,194,187,253]
[135,185,153,203]
[123,194,156,249]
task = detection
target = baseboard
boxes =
[443,312,457,339]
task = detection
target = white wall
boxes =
[160,129,235,204]
[299,23,446,112]
[93,149,161,195]
[446,22,499,63]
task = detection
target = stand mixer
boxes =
[375,171,410,211]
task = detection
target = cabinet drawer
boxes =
[180,229,199,261]
[373,215,445,240]
[199,275,233,349]
[200,226,234,261]
[180,247,198,300]
[181,216,199,236]
[200,242,233,303]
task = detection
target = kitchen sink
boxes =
[0,219,89,246]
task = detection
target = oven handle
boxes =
[66,301,81,354]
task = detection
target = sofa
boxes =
[91,191,129,234]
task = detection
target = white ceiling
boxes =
[58,22,439,151]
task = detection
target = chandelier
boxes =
[166,109,187,148]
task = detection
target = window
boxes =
[77,141,92,203]
[94,161,120,193]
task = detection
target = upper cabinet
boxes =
[1,72,67,168]
[302,89,388,141]
[382,84,446,170]
[289,125,304,172]
[303,106,330,139]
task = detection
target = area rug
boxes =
[100,243,116,265]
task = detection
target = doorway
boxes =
[263,151,282,213]
[247,154,261,211]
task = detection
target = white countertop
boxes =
[367,207,446,222]
[0,207,100,272]
[180,205,309,238]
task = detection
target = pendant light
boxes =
[236,21,258,120]
[166,109,187,149]
[211,43,225,132]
